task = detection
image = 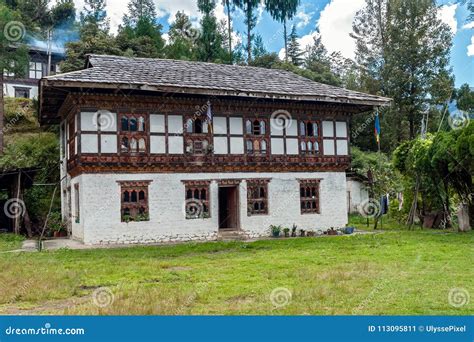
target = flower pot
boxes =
[272,231,280,238]
[327,229,337,236]
[344,227,355,234]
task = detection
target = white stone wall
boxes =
[72,171,348,245]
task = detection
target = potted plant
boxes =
[306,230,315,237]
[327,228,338,236]
[270,225,281,238]
[299,229,306,237]
[283,227,290,237]
[291,224,297,237]
[49,212,67,238]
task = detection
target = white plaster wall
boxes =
[72,171,348,245]
[3,83,38,99]
[346,179,369,213]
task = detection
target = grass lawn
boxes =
[0,227,472,315]
[0,233,24,252]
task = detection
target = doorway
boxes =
[218,186,240,230]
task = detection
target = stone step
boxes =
[217,230,250,241]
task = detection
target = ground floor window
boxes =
[299,179,320,214]
[247,179,270,216]
[183,181,211,219]
[118,181,151,222]
[14,87,30,98]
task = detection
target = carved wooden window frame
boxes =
[299,179,320,214]
[244,118,269,155]
[184,116,212,155]
[299,119,321,155]
[118,181,151,222]
[183,180,211,219]
[247,179,270,216]
[119,113,149,154]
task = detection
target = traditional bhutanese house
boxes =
[39,54,390,244]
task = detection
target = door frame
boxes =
[217,183,241,231]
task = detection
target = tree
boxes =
[234,0,260,62]
[62,0,121,72]
[252,34,267,59]
[116,0,165,58]
[455,83,474,112]
[265,0,300,62]
[304,34,341,86]
[351,0,454,151]
[165,11,198,60]
[221,0,239,63]
[286,25,303,66]
[0,3,29,153]
[196,0,225,62]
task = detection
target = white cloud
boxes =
[462,22,474,30]
[438,4,458,34]
[467,36,474,57]
[317,0,365,60]
[295,11,312,29]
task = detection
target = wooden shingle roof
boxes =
[43,54,390,105]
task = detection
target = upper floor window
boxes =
[245,119,268,155]
[186,117,208,134]
[29,62,43,79]
[120,114,147,153]
[245,119,266,135]
[299,120,321,155]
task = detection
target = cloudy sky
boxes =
[73,0,473,87]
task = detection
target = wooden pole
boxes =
[13,171,21,234]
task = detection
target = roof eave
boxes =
[41,79,392,107]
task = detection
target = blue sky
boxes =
[73,0,473,87]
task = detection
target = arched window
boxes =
[246,140,253,153]
[121,117,129,131]
[186,118,194,133]
[245,120,252,134]
[261,140,267,153]
[194,118,203,133]
[300,141,306,152]
[307,122,314,136]
[138,116,145,131]
[259,121,266,134]
[130,138,138,152]
[299,121,306,136]
[124,191,130,202]
[131,191,137,202]
[121,137,129,152]
[138,138,146,153]
[139,190,145,201]
[129,117,138,131]
[200,189,206,200]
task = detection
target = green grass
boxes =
[0,233,24,252]
[0,229,472,315]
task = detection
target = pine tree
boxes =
[286,25,303,66]
[252,34,267,59]
[116,0,165,58]
[196,0,225,62]
[304,35,340,86]
[165,11,198,60]
[234,0,260,62]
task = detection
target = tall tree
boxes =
[196,0,225,62]
[351,0,453,150]
[221,0,239,63]
[79,0,110,36]
[265,0,300,62]
[304,34,341,86]
[286,25,303,66]
[234,0,259,62]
